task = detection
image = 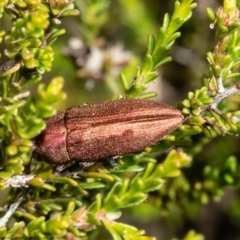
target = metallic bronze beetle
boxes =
[32,98,183,164]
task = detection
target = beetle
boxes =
[32,98,183,164]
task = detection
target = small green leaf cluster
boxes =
[0,202,88,239]
[85,150,191,239]
[180,1,240,139]
[153,155,240,222]
[0,149,190,239]
[206,9,240,85]
[120,0,197,99]
[26,161,79,191]
[4,0,78,75]
[0,77,66,181]
[47,0,79,17]
[0,0,71,193]
[182,108,240,140]
[23,202,85,239]
[205,110,240,137]
[5,2,51,71]
[103,221,151,240]
[0,0,79,181]
[0,221,25,239]
[102,162,166,212]
[182,87,213,116]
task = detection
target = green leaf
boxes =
[141,54,153,75]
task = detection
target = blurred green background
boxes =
[47,0,217,108]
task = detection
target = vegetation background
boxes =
[48,1,240,238]
[1,0,240,239]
